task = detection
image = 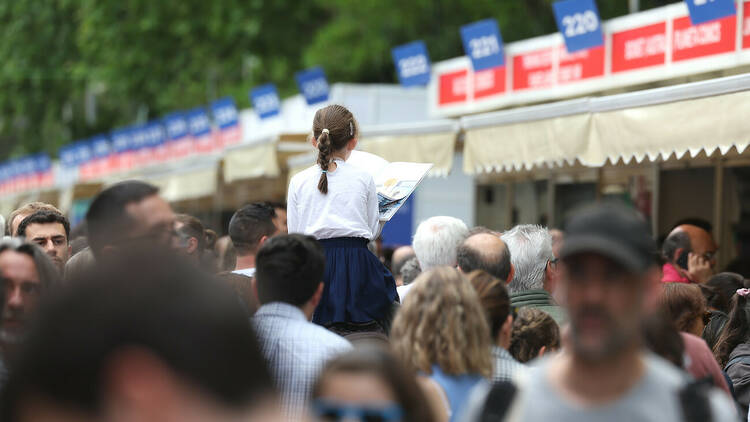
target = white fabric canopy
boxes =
[462,73,750,174]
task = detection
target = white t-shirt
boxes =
[287,159,379,240]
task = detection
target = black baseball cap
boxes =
[560,203,656,274]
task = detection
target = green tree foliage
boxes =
[0,0,671,159]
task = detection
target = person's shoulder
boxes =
[643,353,690,388]
[303,321,352,350]
[340,161,374,183]
[289,165,320,186]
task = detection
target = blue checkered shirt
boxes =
[252,302,352,419]
[492,345,526,383]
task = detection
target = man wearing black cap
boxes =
[463,203,735,422]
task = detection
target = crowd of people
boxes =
[0,104,747,421]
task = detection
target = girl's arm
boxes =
[366,177,380,240]
[286,179,298,234]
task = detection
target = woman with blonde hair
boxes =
[391,267,492,422]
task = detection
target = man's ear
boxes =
[537,345,547,358]
[673,247,684,263]
[68,245,73,257]
[257,235,269,249]
[501,314,513,336]
[506,264,515,285]
[186,237,198,254]
[309,282,324,309]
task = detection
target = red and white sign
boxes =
[672,15,735,62]
[612,22,666,73]
[429,1,750,117]
[559,45,604,83]
[438,69,469,105]
[474,66,506,99]
[513,48,555,91]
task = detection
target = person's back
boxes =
[288,160,377,240]
[251,234,352,418]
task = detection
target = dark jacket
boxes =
[726,342,750,414]
[510,289,567,326]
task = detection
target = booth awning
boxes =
[149,165,218,203]
[462,73,750,174]
[286,119,459,181]
[223,138,282,183]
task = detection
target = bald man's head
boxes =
[663,224,718,268]
[457,233,513,283]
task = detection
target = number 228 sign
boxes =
[553,0,604,53]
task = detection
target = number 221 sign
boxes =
[553,0,604,53]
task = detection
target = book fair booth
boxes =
[3,1,750,263]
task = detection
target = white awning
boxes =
[223,137,281,183]
[462,72,750,174]
[286,119,459,180]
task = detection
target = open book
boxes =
[347,151,433,222]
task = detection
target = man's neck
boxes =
[234,254,256,272]
[550,344,645,406]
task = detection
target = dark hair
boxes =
[313,105,357,194]
[17,210,71,241]
[659,283,706,333]
[255,234,325,306]
[85,180,159,255]
[228,203,277,255]
[642,312,685,368]
[509,308,560,363]
[468,270,511,339]
[313,347,436,421]
[266,202,287,211]
[175,214,207,253]
[1,249,273,419]
[703,310,729,351]
[457,235,512,281]
[714,291,750,366]
[6,202,63,236]
[702,272,746,314]
[0,238,60,289]
[662,230,691,263]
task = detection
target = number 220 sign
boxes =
[553,0,604,53]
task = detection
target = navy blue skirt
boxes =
[313,237,398,326]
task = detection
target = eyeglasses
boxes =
[313,400,403,422]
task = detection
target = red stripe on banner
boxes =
[558,45,605,84]
[438,69,469,105]
[194,133,216,154]
[220,125,242,147]
[513,47,555,91]
[474,66,506,99]
[672,15,736,62]
[612,22,667,73]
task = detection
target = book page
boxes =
[375,162,433,221]
[375,162,433,201]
